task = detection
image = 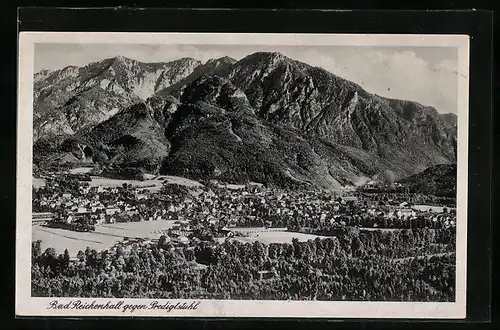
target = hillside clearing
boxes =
[227,228,329,244]
[33,220,179,257]
[87,175,203,192]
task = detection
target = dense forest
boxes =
[397,164,457,198]
[32,228,456,301]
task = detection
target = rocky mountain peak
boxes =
[33,52,457,190]
[180,75,240,108]
[56,65,81,80]
[206,56,237,66]
[34,69,53,83]
[113,55,131,62]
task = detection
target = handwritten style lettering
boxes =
[47,300,201,313]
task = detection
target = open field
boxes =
[359,227,401,232]
[224,184,246,190]
[69,167,94,174]
[88,177,165,192]
[232,232,329,244]
[32,177,46,188]
[32,173,202,192]
[156,175,203,187]
[412,205,455,213]
[33,220,179,257]
[88,175,202,192]
[228,228,329,244]
[212,181,263,190]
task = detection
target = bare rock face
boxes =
[440,113,458,130]
[33,52,457,190]
[154,56,238,99]
[33,56,201,142]
[226,52,456,166]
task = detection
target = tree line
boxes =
[32,228,455,301]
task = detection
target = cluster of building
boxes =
[360,200,456,228]
[33,178,185,227]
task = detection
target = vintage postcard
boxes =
[16,32,469,318]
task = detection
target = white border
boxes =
[16,32,470,318]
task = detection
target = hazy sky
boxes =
[35,43,459,114]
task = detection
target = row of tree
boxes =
[356,192,456,207]
[219,210,454,231]
[32,228,455,301]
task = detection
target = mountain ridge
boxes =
[33,56,201,142]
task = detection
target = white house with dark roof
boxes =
[397,209,416,218]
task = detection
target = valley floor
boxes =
[32,221,180,258]
[31,169,457,301]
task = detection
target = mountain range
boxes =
[33,52,457,190]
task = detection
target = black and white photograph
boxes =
[16,32,469,318]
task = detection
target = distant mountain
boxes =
[397,164,457,197]
[226,52,456,171]
[33,52,457,190]
[33,56,201,142]
[154,56,238,99]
